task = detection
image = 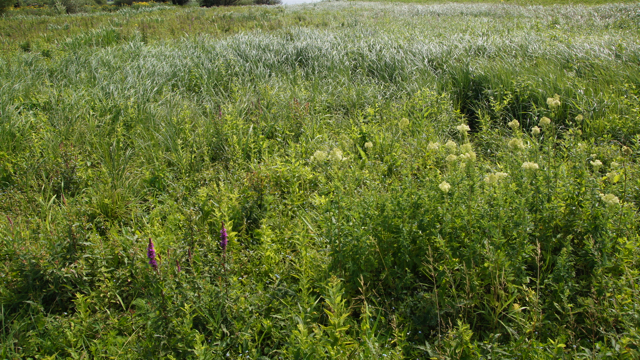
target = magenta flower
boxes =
[147,238,158,270]
[220,222,228,251]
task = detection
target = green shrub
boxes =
[0,0,14,14]
[199,0,238,7]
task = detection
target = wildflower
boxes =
[460,151,476,161]
[445,154,458,163]
[575,114,584,122]
[460,143,473,154]
[399,118,410,128]
[484,172,508,184]
[147,238,158,270]
[439,181,451,193]
[312,150,327,162]
[220,222,228,251]
[539,117,551,126]
[507,120,520,130]
[611,161,621,169]
[547,94,561,109]
[622,146,632,156]
[456,124,470,133]
[590,160,603,169]
[427,142,440,150]
[599,193,620,205]
[531,126,541,135]
[522,162,539,170]
[445,140,457,152]
[508,138,525,150]
[329,148,344,161]
[364,142,373,149]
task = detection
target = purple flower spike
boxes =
[220,222,228,251]
[147,238,158,270]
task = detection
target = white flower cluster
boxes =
[547,94,561,109]
[427,142,440,150]
[522,162,539,170]
[456,124,470,133]
[531,126,541,135]
[599,193,620,205]
[507,120,520,130]
[539,117,551,126]
[439,181,451,193]
[508,138,525,150]
[311,148,346,162]
[484,172,509,184]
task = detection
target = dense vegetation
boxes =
[2,1,640,358]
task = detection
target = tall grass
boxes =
[1,1,640,358]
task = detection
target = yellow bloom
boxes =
[364,142,373,149]
[446,154,458,163]
[460,143,473,154]
[522,162,539,170]
[507,120,520,130]
[439,181,451,193]
[427,142,440,151]
[575,114,584,122]
[590,160,602,169]
[531,126,541,135]
[399,118,410,128]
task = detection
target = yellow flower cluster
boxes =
[427,142,440,150]
[590,159,602,169]
[445,140,457,152]
[522,162,539,170]
[531,126,541,135]
[364,142,373,149]
[399,118,410,128]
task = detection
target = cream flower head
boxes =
[312,150,327,162]
[590,160,603,169]
[445,154,458,163]
[399,118,410,128]
[507,120,520,130]
[427,142,440,151]
[456,124,470,133]
[547,94,561,109]
[364,142,373,149]
[329,148,344,161]
[522,162,539,170]
[484,172,509,184]
[445,140,457,152]
[531,126,541,135]
[599,193,620,205]
[508,138,525,150]
[539,117,551,126]
[439,181,451,193]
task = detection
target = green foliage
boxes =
[1,2,640,358]
[199,0,238,7]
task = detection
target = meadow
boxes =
[1,0,640,358]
